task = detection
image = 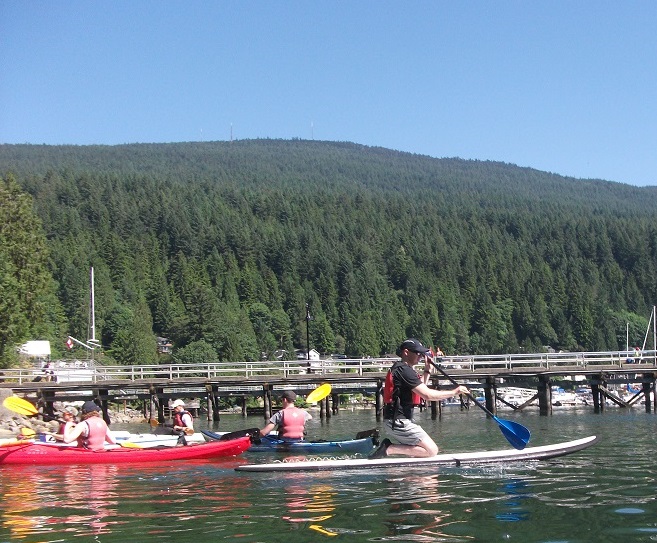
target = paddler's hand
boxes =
[455,385,469,396]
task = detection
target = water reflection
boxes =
[495,479,530,522]
[379,472,469,541]
[62,465,120,536]
[1,409,657,542]
[282,483,338,536]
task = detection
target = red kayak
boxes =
[0,436,251,465]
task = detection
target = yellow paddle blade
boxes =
[306,383,332,404]
[309,525,338,537]
[20,427,36,438]
[119,442,143,449]
[3,396,39,416]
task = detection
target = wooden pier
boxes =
[2,349,656,424]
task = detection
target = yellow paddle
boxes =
[305,383,332,404]
[3,396,39,416]
[118,441,144,448]
[20,427,36,438]
[3,395,64,424]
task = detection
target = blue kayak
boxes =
[202,429,379,455]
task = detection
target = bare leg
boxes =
[387,436,438,458]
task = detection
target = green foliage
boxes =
[0,174,65,367]
[1,140,657,363]
[173,340,218,364]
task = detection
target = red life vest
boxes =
[279,406,307,439]
[173,409,193,428]
[383,369,422,407]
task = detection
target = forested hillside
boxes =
[1,139,656,367]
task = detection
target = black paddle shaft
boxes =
[429,359,496,418]
[429,358,531,451]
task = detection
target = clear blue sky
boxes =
[2,2,656,186]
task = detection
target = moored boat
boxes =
[0,436,251,465]
[202,428,379,455]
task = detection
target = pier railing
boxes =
[3,349,655,385]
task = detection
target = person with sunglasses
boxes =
[370,338,469,459]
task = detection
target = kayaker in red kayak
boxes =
[63,401,116,450]
[171,399,194,433]
[53,405,78,442]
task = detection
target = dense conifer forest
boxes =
[1,139,656,367]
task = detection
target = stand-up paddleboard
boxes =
[235,435,598,473]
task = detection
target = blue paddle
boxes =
[430,359,530,450]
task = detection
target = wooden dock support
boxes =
[430,400,439,419]
[641,377,653,413]
[149,386,165,423]
[592,376,605,413]
[537,375,552,416]
[375,380,383,421]
[97,388,110,425]
[331,392,339,415]
[484,377,497,416]
[263,385,272,421]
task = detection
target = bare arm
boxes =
[63,421,84,444]
[260,422,276,437]
[105,428,116,445]
[413,383,469,402]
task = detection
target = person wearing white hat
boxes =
[171,399,194,433]
[54,405,79,442]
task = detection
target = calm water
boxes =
[1,406,656,543]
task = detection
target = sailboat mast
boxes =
[90,267,96,344]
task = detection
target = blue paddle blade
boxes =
[494,417,531,450]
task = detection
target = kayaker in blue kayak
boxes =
[63,400,116,451]
[369,338,469,459]
[260,390,312,442]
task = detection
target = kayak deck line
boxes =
[235,435,599,473]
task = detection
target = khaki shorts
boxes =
[385,418,430,446]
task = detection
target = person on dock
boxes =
[63,400,116,450]
[260,390,312,442]
[369,338,469,459]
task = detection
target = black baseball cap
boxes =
[397,338,430,356]
[81,400,100,413]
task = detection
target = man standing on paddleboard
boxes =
[370,338,469,459]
